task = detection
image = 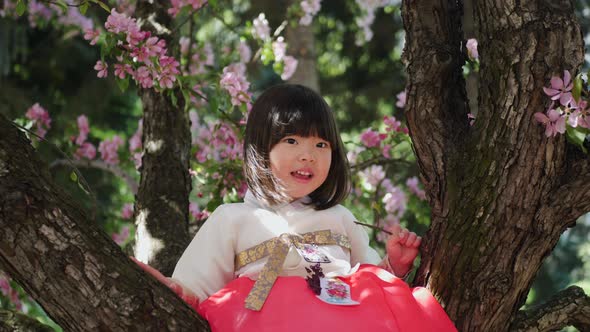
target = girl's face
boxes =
[269,135,332,201]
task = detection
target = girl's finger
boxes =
[406,232,417,247]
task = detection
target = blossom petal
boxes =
[550,76,564,89]
[534,112,549,124]
[563,70,571,87]
[543,87,560,97]
[559,93,573,107]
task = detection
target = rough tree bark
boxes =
[402,0,590,331]
[0,115,210,331]
[133,1,192,276]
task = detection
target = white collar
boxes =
[244,190,313,214]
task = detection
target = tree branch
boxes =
[0,113,210,331]
[401,0,469,214]
[50,159,139,194]
[509,286,590,332]
[550,145,590,223]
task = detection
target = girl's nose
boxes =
[298,147,315,162]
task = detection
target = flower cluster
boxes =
[0,274,22,311]
[129,120,143,169]
[86,9,180,91]
[25,103,51,139]
[98,135,124,165]
[3,0,92,32]
[220,63,252,108]
[466,38,478,61]
[355,0,399,45]
[299,0,321,26]
[535,70,590,139]
[168,0,206,17]
[252,13,271,42]
[191,112,243,163]
[74,115,97,160]
[271,36,299,80]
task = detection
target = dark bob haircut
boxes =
[243,84,351,210]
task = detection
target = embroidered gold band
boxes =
[235,230,351,311]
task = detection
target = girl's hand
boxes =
[131,257,200,309]
[385,224,421,278]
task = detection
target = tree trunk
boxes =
[133,1,192,276]
[402,0,589,331]
[0,114,210,331]
[285,0,320,92]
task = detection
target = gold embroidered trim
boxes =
[235,230,351,311]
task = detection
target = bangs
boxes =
[268,93,338,148]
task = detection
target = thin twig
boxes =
[354,221,392,235]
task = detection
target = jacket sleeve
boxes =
[171,205,236,301]
[341,207,382,266]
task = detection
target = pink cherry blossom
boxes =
[300,0,321,26]
[347,146,365,164]
[396,90,406,108]
[168,0,206,17]
[220,63,251,106]
[468,113,475,126]
[383,116,401,132]
[281,55,298,80]
[179,37,190,55]
[534,108,566,137]
[238,41,252,63]
[272,37,287,62]
[466,38,478,60]
[381,144,391,159]
[75,115,90,146]
[105,9,133,34]
[382,186,407,218]
[359,165,386,190]
[114,63,134,79]
[543,70,573,107]
[575,100,590,129]
[253,13,270,41]
[135,66,154,88]
[129,120,143,151]
[112,225,130,245]
[84,29,100,45]
[25,103,51,138]
[98,135,124,165]
[75,142,97,160]
[121,203,134,219]
[406,176,426,200]
[360,128,386,148]
[94,60,108,78]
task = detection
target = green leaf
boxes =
[79,1,89,15]
[90,0,111,12]
[566,126,588,154]
[170,90,178,107]
[16,0,26,16]
[573,75,583,102]
[54,0,68,13]
[181,88,191,111]
[70,172,78,182]
[116,77,129,92]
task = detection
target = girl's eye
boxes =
[284,138,297,144]
[316,142,330,148]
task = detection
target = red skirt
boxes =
[197,265,456,332]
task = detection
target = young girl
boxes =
[137,84,456,331]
